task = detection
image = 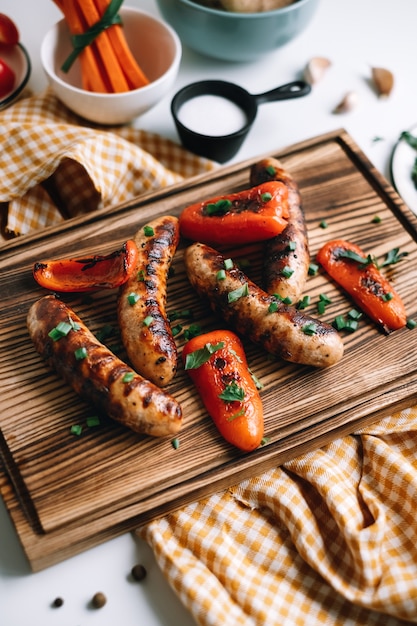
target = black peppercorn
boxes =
[131,563,147,581]
[52,597,64,608]
[91,591,107,608]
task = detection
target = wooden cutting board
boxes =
[2,129,417,571]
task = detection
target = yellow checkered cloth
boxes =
[139,407,417,625]
[0,88,215,237]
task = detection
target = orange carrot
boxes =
[316,239,407,333]
[93,0,149,89]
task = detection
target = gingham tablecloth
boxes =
[0,88,215,236]
[3,89,417,626]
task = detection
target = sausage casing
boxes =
[27,295,183,437]
[118,216,180,387]
[250,157,310,303]
[184,242,344,368]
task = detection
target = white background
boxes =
[1,1,417,625]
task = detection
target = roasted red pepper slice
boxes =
[317,239,407,332]
[179,181,289,246]
[182,329,264,452]
[33,240,139,292]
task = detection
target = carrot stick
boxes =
[57,0,109,92]
[93,0,149,89]
[74,0,130,93]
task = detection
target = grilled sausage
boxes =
[118,216,180,387]
[184,242,344,368]
[250,157,310,303]
[27,295,183,437]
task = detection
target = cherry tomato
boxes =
[0,13,19,47]
[0,57,15,98]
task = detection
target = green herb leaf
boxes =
[183,323,202,341]
[379,247,408,267]
[184,341,225,370]
[218,381,245,402]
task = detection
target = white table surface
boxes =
[1,1,417,625]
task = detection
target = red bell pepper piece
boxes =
[182,329,264,452]
[179,181,289,246]
[33,240,139,292]
[316,239,407,332]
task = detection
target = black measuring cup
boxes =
[171,79,311,163]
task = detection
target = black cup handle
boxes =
[253,80,311,105]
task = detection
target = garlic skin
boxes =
[333,91,359,114]
[371,67,394,98]
[304,57,332,85]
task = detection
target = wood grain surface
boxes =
[2,129,417,571]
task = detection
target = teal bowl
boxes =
[155,0,320,62]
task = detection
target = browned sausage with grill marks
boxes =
[250,157,310,303]
[27,295,183,437]
[184,242,343,368]
[118,216,180,387]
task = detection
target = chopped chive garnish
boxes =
[249,369,263,390]
[137,269,145,281]
[227,408,245,421]
[319,220,328,229]
[297,295,310,310]
[371,215,382,223]
[127,292,140,305]
[122,371,135,383]
[268,301,279,313]
[95,324,114,342]
[286,241,297,251]
[143,225,154,236]
[382,292,393,301]
[70,424,83,436]
[74,347,88,360]
[216,269,226,281]
[319,293,332,304]
[265,165,276,176]
[205,198,232,216]
[302,323,317,335]
[169,309,193,322]
[260,192,272,202]
[273,293,292,305]
[308,263,319,276]
[171,437,180,450]
[171,324,183,337]
[332,315,346,331]
[348,308,362,320]
[224,258,234,270]
[407,319,417,329]
[48,320,73,341]
[281,266,294,279]
[183,323,202,341]
[260,437,270,446]
[86,416,100,427]
[143,315,153,327]
[344,319,359,333]
[228,283,249,303]
[317,300,326,315]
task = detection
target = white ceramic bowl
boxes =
[40,6,182,125]
[0,43,31,110]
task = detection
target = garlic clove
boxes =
[371,66,394,98]
[304,57,332,85]
[333,91,359,114]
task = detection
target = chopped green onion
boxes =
[260,192,272,202]
[205,198,232,216]
[171,324,183,337]
[268,301,279,313]
[137,269,145,281]
[183,323,202,341]
[281,266,294,279]
[319,220,328,229]
[227,408,245,421]
[122,371,135,383]
[332,315,346,331]
[74,347,88,360]
[86,416,100,427]
[216,269,226,281]
[127,292,140,305]
[407,319,417,329]
[228,283,249,303]
[143,225,154,236]
[143,315,153,327]
[344,318,359,333]
[224,258,234,270]
[265,165,276,176]
[48,320,73,341]
[273,293,292,305]
[348,308,362,320]
[260,437,270,446]
[308,263,319,276]
[171,437,180,450]
[371,215,382,223]
[381,292,393,301]
[297,295,310,310]
[319,293,332,304]
[95,324,115,342]
[286,241,297,251]
[249,369,264,390]
[317,300,326,315]
[70,424,83,436]
[168,309,193,322]
[302,323,317,335]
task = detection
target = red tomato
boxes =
[0,57,15,98]
[0,13,19,47]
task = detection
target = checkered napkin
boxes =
[0,88,215,237]
[138,407,417,625]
